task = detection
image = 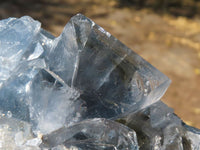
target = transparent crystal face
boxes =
[47,14,171,119]
[0,14,199,150]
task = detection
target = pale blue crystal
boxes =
[0,16,41,84]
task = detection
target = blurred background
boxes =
[0,0,200,128]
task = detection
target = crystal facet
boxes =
[0,14,199,150]
[41,118,138,150]
[0,16,41,84]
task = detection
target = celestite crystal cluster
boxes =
[0,14,199,150]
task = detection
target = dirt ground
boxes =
[0,0,200,128]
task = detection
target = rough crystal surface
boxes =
[122,101,200,149]
[0,14,199,150]
[0,116,41,149]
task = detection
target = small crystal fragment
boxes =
[0,116,41,150]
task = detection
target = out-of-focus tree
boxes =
[117,0,200,17]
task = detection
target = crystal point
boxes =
[48,14,171,119]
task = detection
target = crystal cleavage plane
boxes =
[0,14,199,150]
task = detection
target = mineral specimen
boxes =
[0,14,199,150]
